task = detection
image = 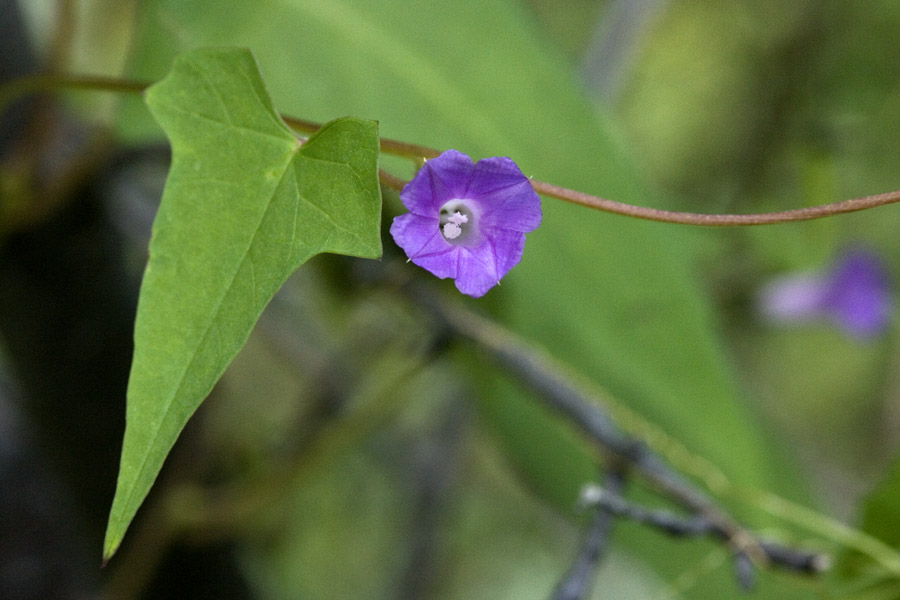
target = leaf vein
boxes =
[152,97,295,145]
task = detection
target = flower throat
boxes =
[439,200,473,243]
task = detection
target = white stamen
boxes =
[442,211,468,240]
[448,211,468,226]
[443,222,462,239]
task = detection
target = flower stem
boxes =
[7,73,900,226]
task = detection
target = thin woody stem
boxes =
[529,180,900,226]
[8,73,900,226]
[0,73,149,106]
[282,115,442,160]
[378,169,409,192]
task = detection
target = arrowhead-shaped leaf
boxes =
[103,47,381,560]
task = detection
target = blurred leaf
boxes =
[427,439,673,600]
[103,47,381,560]
[846,580,900,600]
[833,574,900,600]
[240,446,412,600]
[852,454,900,563]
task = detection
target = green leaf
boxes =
[103,47,381,560]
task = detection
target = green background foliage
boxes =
[108,0,809,594]
[12,0,900,598]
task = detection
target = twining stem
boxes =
[0,73,148,105]
[530,181,900,226]
[282,115,442,161]
[277,117,900,227]
[7,73,900,226]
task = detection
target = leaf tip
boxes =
[102,507,129,566]
[101,548,115,568]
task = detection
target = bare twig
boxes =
[406,284,829,589]
[577,483,829,589]
[579,483,716,538]
[551,471,627,600]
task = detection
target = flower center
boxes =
[439,200,475,243]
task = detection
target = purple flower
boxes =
[759,247,894,339]
[390,150,542,297]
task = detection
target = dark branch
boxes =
[579,484,715,537]
[408,285,829,589]
[551,471,627,600]
[577,483,829,587]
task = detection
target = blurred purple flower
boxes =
[759,247,894,339]
[390,150,542,297]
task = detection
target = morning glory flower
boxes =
[759,247,893,339]
[390,150,542,297]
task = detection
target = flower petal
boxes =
[401,150,475,216]
[413,246,464,282]
[390,213,449,263]
[823,248,893,338]
[480,226,527,278]
[758,273,827,322]
[467,156,542,233]
[757,246,894,340]
[454,243,501,297]
[391,149,543,297]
